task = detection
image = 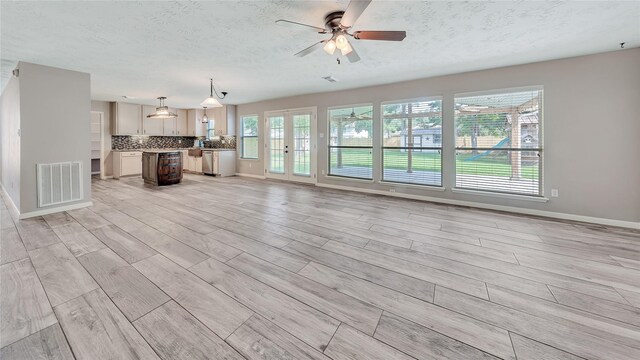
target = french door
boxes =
[265,107,316,183]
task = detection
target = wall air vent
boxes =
[322,76,338,83]
[37,161,83,207]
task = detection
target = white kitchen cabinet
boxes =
[113,151,142,178]
[176,109,188,136]
[195,156,202,173]
[187,109,206,137]
[163,109,176,136]
[186,155,202,173]
[142,105,164,135]
[186,155,193,171]
[112,102,142,135]
[180,150,188,170]
[211,150,236,177]
[209,105,236,136]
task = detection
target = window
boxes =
[454,88,543,196]
[240,115,259,159]
[328,105,373,179]
[207,119,215,139]
[382,98,442,186]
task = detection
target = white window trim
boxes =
[453,86,544,197]
[378,180,446,191]
[380,96,444,187]
[326,103,375,181]
[239,114,260,160]
[452,188,549,202]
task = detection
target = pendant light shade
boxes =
[201,96,222,108]
[201,78,226,108]
[147,97,177,119]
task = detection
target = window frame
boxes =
[453,86,544,197]
[380,96,444,187]
[240,114,259,160]
[327,103,374,181]
[206,118,215,140]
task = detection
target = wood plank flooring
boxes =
[1,173,639,359]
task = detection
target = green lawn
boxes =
[269,149,539,180]
[328,149,539,180]
[269,152,310,175]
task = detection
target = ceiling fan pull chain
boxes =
[337,58,341,65]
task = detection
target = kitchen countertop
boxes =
[140,150,183,153]
[113,148,236,152]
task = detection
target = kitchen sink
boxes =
[188,148,203,157]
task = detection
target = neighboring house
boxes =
[399,126,442,150]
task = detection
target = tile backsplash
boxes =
[111,135,237,150]
[112,135,196,150]
[204,135,236,149]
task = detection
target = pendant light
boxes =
[147,97,177,119]
[201,106,209,124]
[201,78,227,108]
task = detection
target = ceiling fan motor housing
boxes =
[325,11,346,32]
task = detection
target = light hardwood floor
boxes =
[1,173,639,360]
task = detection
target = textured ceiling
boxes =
[1,1,639,107]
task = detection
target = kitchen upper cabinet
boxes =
[187,109,206,137]
[163,118,176,136]
[163,108,177,136]
[142,105,164,135]
[112,102,142,135]
[210,105,236,136]
[176,109,188,136]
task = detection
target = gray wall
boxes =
[16,62,91,214]
[0,74,21,210]
[91,100,112,177]
[236,48,640,224]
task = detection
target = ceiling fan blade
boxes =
[340,0,372,29]
[294,41,325,57]
[353,31,406,41]
[346,46,361,63]
[276,19,327,33]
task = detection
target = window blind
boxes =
[328,106,373,180]
[382,99,442,186]
[454,89,543,196]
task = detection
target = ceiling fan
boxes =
[276,0,406,63]
[346,108,372,120]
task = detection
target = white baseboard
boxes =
[235,173,266,180]
[0,183,20,220]
[17,201,93,220]
[316,182,640,230]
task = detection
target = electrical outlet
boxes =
[321,169,325,175]
[249,163,252,168]
[551,189,559,197]
[390,188,396,192]
[319,133,324,138]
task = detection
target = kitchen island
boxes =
[142,150,183,186]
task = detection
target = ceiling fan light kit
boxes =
[277,0,406,63]
[335,33,349,50]
[341,42,353,56]
[323,39,337,55]
[147,97,177,119]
